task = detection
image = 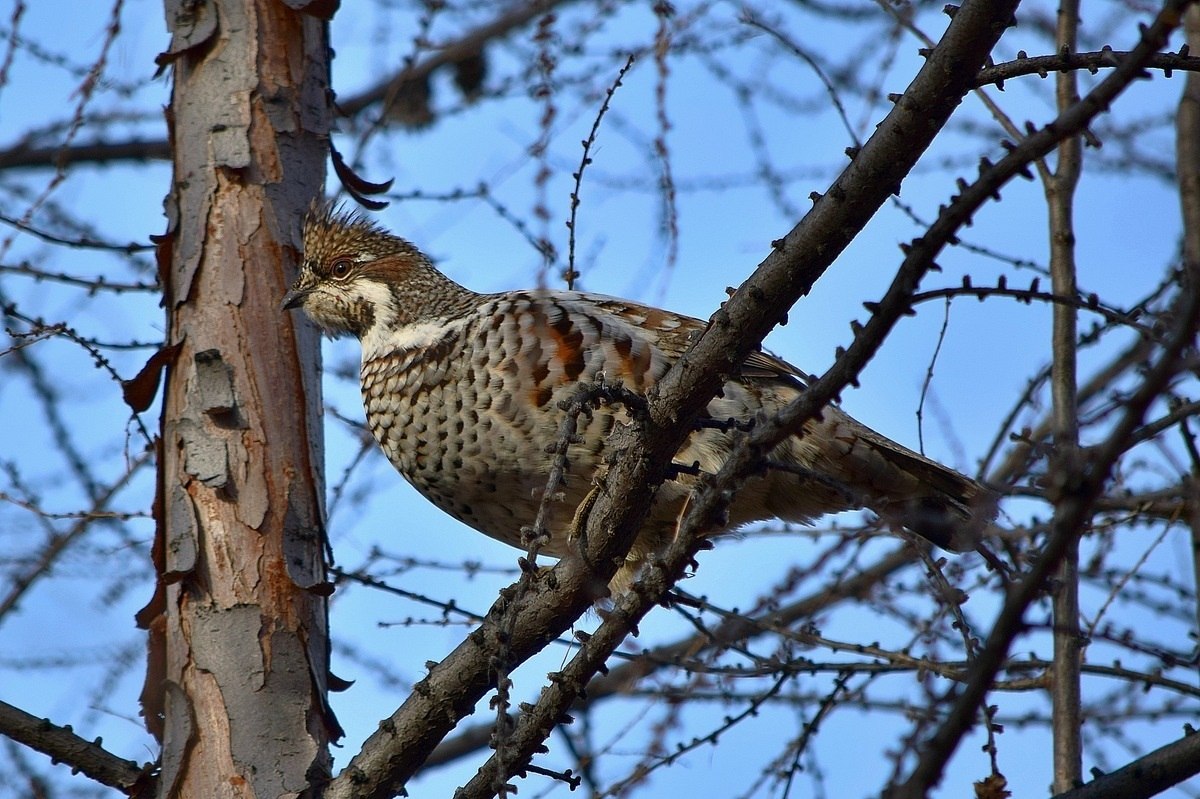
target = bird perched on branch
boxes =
[282,205,993,592]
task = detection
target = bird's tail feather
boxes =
[861,435,994,551]
[807,414,995,552]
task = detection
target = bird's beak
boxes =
[280,286,309,311]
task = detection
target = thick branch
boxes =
[323,2,1021,797]
[888,225,1200,799]
[0,700,154,797]
[1051,730,1200,799]
[1177,6,1200,674]
[438,3,1048,791]
[422,546,918,771]
[879,1,1200,794]
[0,138,171,171]
[454,520,715,799]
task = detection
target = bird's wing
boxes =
[586,294,808,384]
[585,292,993,550]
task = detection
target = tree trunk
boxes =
[149,0,335,795]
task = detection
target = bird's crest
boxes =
[302,202,420,271]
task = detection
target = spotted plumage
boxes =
[283,206,992,591]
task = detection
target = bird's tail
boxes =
[808,412,995,552]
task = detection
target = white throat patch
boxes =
[361,318,457,362]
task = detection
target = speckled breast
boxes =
[358,302,623,554]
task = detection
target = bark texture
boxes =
[149,1,334,796]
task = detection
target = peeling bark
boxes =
[147,1,335,796]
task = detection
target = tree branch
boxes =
[975,50,1200,89]
[879,0,1200,793]
[0,699,155,797]
[1176,5,1200,683]
[322,1,1022,796]
[418,545,917,771]
[1050,729,1200,799]
[888,246,1200,799]
[333,0,577,118]
[0,138,171,171]
[1047,0,1085,789]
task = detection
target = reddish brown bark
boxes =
[148,1,335,795]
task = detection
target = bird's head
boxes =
[281,204,470,340]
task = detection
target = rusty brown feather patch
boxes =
[548,308,586,382]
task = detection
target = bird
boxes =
[282,205,994,592]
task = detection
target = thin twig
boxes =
[1047,0,1084,789]
[565,54,634,289]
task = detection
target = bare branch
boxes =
[0,137,170,170]
[324,3,1029,795]
[1051,729,1200,799]
[1177,5,1200,679]
[885,3,1200,794]
[421,546,917,772]
[0,699,155,797]
[336,0,578,119]
[977,49,1200,89]
[1047,0,1085,789]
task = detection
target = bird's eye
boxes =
[329,259,353,280]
